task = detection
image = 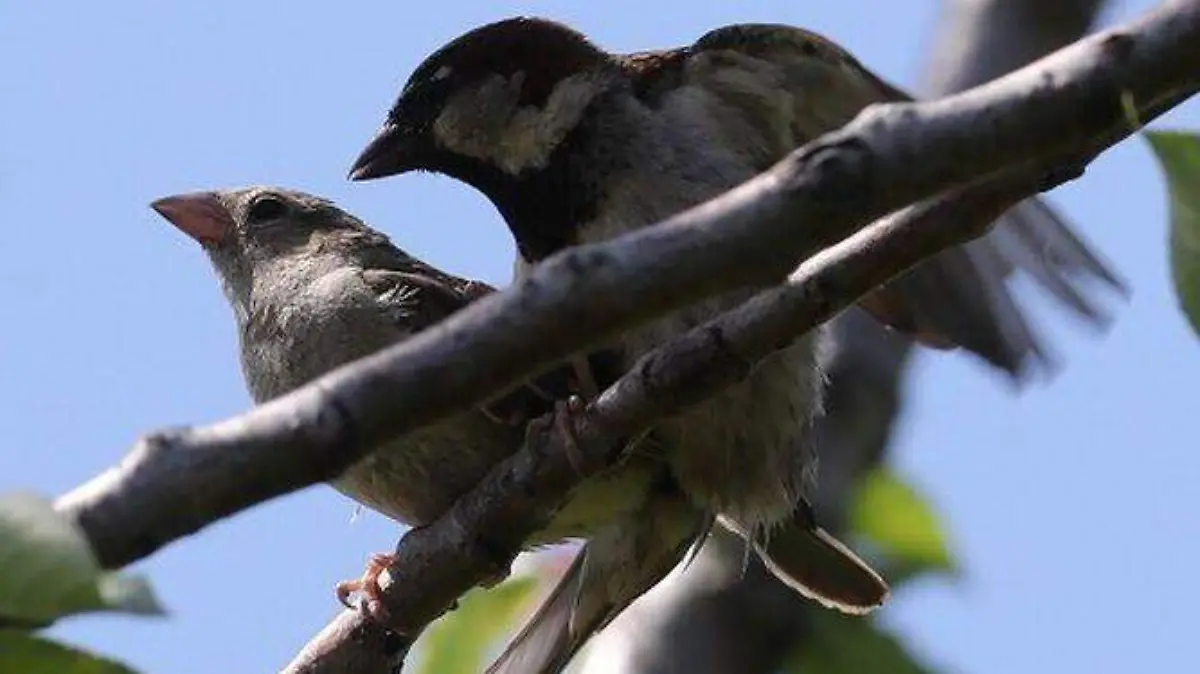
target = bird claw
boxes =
[556,396,588,473]
[526,395,588,475]
[335,552,398,624]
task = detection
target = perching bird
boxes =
[348,17,1121,544]
[151,186,681,608]
[345,17,1124,665]
[153,186,886,673]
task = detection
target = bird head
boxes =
[349,16,616,184]
[151,187,387,310]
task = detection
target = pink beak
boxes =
[150,191,234,245]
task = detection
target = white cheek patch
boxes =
[433,71,606,175]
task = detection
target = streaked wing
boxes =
[628,23,1125,376]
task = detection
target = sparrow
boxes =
[150,186,679,611]
[153,186,885,674]
[347,15,1121,570]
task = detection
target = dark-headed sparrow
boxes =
[347,14,1120,581]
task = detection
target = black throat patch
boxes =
[436,84,635,264]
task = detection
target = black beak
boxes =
[348,123,423,181]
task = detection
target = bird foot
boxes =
[526,395,588,474]
[335,552,397,623]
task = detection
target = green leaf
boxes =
[1145,130,1200,337]
[0,630,140,674]
[786,613,937,674]
[0,493,164,624]
[848,470,955,581]
[416,575,539,674]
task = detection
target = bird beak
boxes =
[348,122,424,181]
[150,191,234,246]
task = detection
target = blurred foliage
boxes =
[0,631,140,674]
[0,492,163,674]
[1145,130,1200,337]
[785,612,935,674]
[849,468,957,584]
[416,572,541,674]
[0,493,163,623]
[776,469,956,673]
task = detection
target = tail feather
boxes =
[756,522,889,614]
[487,494,706,674]
[485,551,586,674]
[723,504,889,615]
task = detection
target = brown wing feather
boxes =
[359,260,578,422]
[675,25,967,351]
[658,23,1122,375]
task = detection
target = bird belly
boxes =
[575,157,827,531]
[329,411,518,525]
[330,410,662,545]
[624,292,826,531]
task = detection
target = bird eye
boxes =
[246,195,288,224]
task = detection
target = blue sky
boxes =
[1,1,1196,672]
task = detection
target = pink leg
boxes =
[335,552,397,623]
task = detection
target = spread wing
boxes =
[623,23,1125,377]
